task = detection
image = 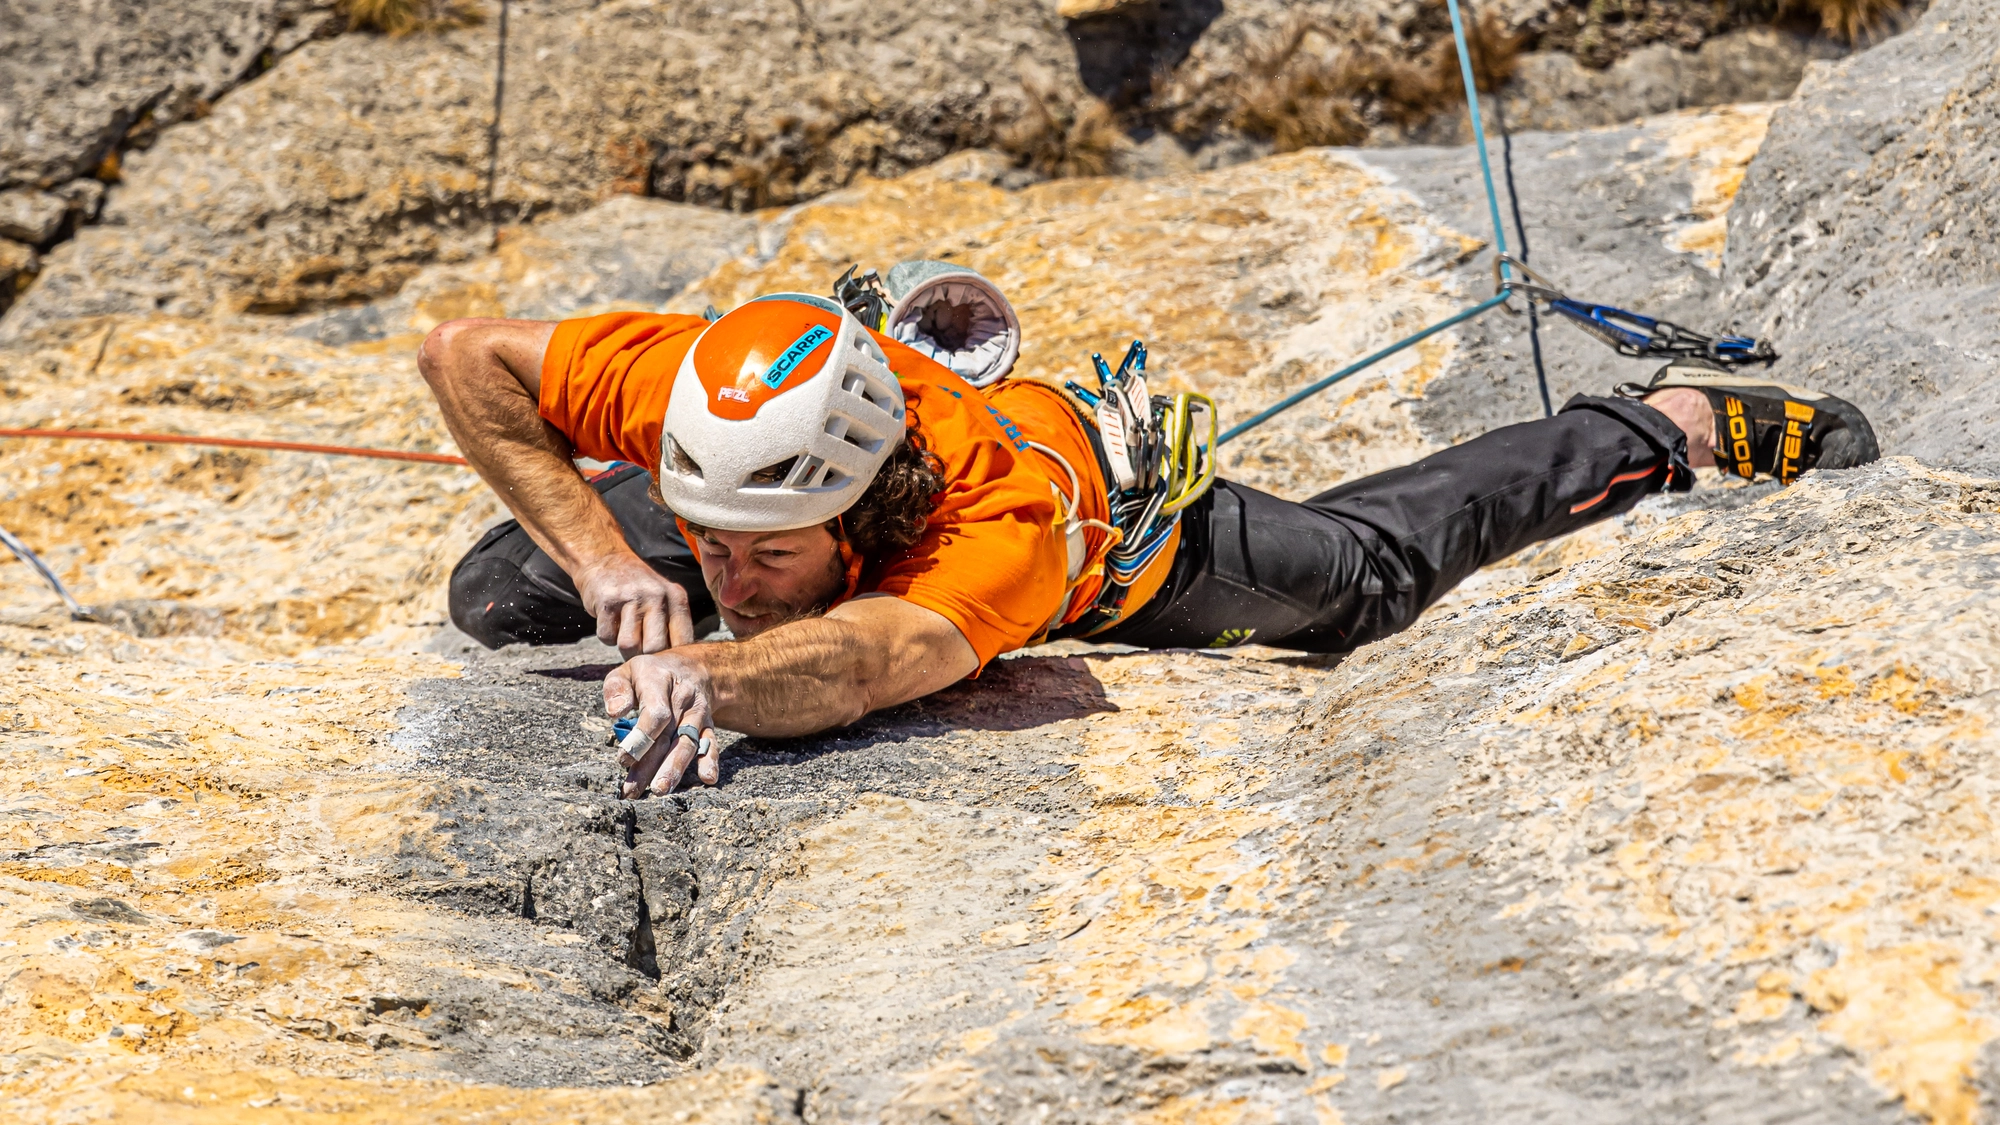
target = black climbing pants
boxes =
[1086,394,1690,652]
[448,394,1688,655]
[449,464,718,647]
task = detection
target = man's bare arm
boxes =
[418,318,693,653]
[603,596,979,796]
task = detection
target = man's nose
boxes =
[715,561,760,607]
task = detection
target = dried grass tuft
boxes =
[338,0,483,36]
[1781,0,1907,41]
[1185,11,1523,154]
[997,82,1123,179]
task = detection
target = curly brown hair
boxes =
[657,423,946,566]
[837,424,947,561]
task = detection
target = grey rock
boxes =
[1724,0,2000,470]
[0,188,67,244]
[0,0,339,189]
[3,0,1856,336]
[1366,109,1761,441]
[285,193,757,344]
[469,195,758,322]
[1498,28,1846,134]
[3,1,1076,330]
[377,458,1983,1119]
[52,178,105,222]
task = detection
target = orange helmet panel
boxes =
[688,299,842,421]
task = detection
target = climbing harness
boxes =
[1061,341,1218,584]
[1043,339,1219,635]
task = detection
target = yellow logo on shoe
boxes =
[1725,397,1754,479]
[1777,401,1815,484]
[1208,628,1256,648]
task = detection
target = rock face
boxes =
[0,0,1866,335]
[2,0,1077,331]
[1724,0,2000,469]
[0,0,339,316]
[0,193,757,645]
[4,13,1995,1125]
[1497,27,1842,133]
[0,0,336,191]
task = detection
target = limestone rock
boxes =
[0,0,338,189]
[1498,28,1843,133]
[1,0,1846,338]
[0,10,1985,1119]
[0,188,68,245]
[0,238,35,288]
[290,194,759,345]
[52,178,105,222]
[0,1,1080,333]
[1724,0,2000,468]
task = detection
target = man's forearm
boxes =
[688,604,975,737]
[421,319,636,577]
[694,619,890,736]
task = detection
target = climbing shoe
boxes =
[1618,358,1880,484]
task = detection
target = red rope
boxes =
[0,428,469,466]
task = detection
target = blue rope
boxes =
[1445,0,1510,268]
[1217,293,1510,444]
[1218,1,1514,446]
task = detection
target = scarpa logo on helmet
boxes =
[761,324,835,390]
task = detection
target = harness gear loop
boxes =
[1044,339,1220,637]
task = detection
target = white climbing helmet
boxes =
[657,294,906,532]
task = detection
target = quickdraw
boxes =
[1495,253,1778,367]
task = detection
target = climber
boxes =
[417,270,1878,799]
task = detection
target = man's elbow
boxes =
[417,318,484,392]
[418,318,512,396]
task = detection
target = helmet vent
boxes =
[747,456,798,487]
[789,454,830,489]
[841,369,899,415]
[666,436,704,479]
[824,412,886,454]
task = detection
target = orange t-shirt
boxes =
[537,311,1175,668]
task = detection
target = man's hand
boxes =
[420,318,681,650]
[577,553,697,658]
[606,650,720,797]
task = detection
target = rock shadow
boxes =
[1067,0,1224,107]
[722,653,1115,768]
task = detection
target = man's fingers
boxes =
[680,694,719,787]
[651,729,700,796]
[602,666,636,719]
[667,585,696,649]
[696,726,721,786]
[595,601,621,649]
[616,600,644,658]
[603,652,715,799]
[622,726,674,799]
[641,601,670,656]
[649,679,713,795]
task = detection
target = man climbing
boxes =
[418,268,1878,799]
